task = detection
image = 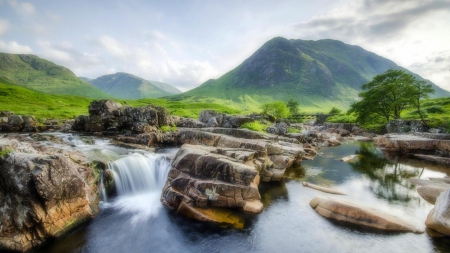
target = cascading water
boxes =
[103,152,171,223]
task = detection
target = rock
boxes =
[340,155,358,162]
[267,122,289,135]
[375,134,450,154]
[0,136,99,252]
[386,119,425,133]
[206,117,219,127]
[88,100,122,116]
[409,178,450,204]
[425,189,450,236]
[0,111,14,117]
[8,115,24,126]
[309,196,423,233]
[412,154,450,166]
[242,200,264,213]
[302,182,346,195]
[198,110,219,123]
[173,116,206,128]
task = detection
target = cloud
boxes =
[0,40,33,53]
[97,35,131,58]
[8,0,35,15]
[291,0,450,91]
[0,19,8,35]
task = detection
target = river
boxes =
[33,134,450,253]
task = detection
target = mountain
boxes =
[87,72,180,99]
[0,53,110,99]
[149,80,182,94]
[180,37,449,110]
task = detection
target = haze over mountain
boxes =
[86,72,181,100]
[0,53,110,99]
[179,37,449,110]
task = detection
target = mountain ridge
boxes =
[0,52,110,99]
[179,37,449,110]
[86,72,181,99]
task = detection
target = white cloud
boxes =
[8,0,35,15]
[97,35,131,58]
[0,40,33,53]
[0,19,9,35]
[21,2,34,14]
[290,0,450,91]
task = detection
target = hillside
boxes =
[179,37,449,111]
[0,77,91,119]
[149,80,182,94]
[87,72,179,99]
[0,53,110,99]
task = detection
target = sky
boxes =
[0,0,449,92]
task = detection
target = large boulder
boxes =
[0,136,99,252]
[426,189,450,236]
[73,100,171,133]
[310,196,423,233]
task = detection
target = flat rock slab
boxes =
[302,182,346,195]
[309,196,423,233]
[375,135,450,153]
[340,155,358,162]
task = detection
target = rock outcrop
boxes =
[310,196,423,233]
[72,100,171,133]
[375,134,450,154]
[0,135,99,252]
[198,110,254,128]
[160,127,310,225]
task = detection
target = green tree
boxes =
[261,101,290,120]
[409,79,434,127]
[286,99,299,114]
[349,69,433,125]
[328,107,342,114]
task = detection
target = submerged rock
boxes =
[302,182,346,195]
[309,196,423,233]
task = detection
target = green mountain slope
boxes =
[0,53,110,99]
[180,37,449,111]
[0,77,91,119]
[88,72,176,99]
[149,80,182,94]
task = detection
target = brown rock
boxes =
[425,189,450,236]
[310,196,423,233]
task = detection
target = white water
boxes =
[104,153,171,223]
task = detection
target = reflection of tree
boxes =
[349,142,421,203]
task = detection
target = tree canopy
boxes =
[349,69,434,125]
[261,101,290,120]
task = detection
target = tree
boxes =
[408,79,434,127]
[286,99,299,114]
[328,107,342,114]
[261,101,290,120]
[349,69,434,125]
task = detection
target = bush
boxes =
[326,114,357,123]
[426,106,445,114]
[261,101,290,120]
[240,121,268,132]
[160,125,177,133]
[328,107,342,114]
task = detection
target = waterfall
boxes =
[100,169,108,202]
[108,153,171,196]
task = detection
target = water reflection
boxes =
[350,142,422,203]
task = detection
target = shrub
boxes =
[240,121,268,132]
[426,106,445,114]
[328,107,342,114]
[160,125,177,133]
[261,101,290,120]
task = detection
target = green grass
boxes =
[0,149,12,157]
[239,121,268,132]
[160,125,177,132]
[403,97,450,130]
[0,78,92,119]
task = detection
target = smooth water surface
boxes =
[37,139,450,253]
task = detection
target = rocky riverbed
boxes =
[2,100,450,252]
